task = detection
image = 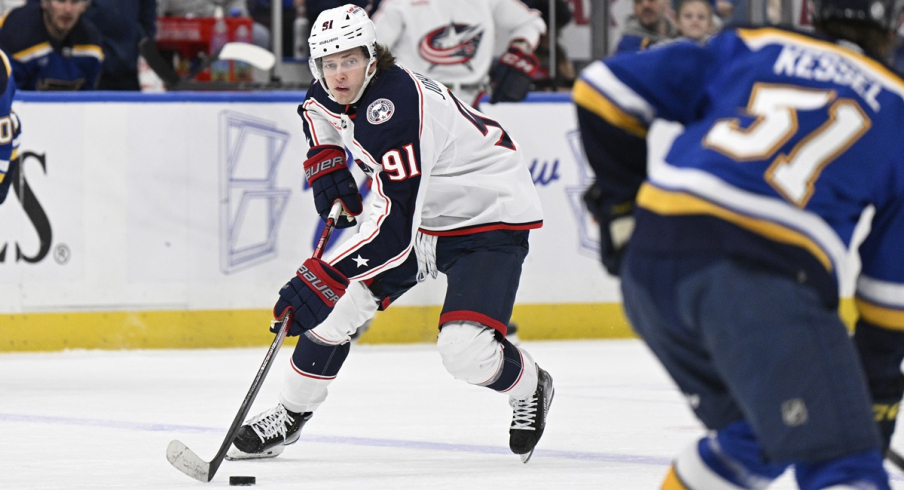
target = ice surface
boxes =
[1,339,901,489]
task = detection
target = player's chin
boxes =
[333,90,352,104]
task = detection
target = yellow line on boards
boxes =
[0,300,858,352]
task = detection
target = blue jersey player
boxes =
[0,48,20,204]
[0,0,103,90]
[225,4,554,465]
[575,0,904,487]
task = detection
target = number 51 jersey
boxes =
[574,27,904,330]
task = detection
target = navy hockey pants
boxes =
[365,229,529,336]
[620,250,881,463]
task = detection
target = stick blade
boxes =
[219,42,276,70]
[166,439,212,483]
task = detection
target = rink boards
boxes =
[0,92,637,351]
[0,92,860,351]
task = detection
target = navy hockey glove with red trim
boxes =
[490,43,542,104]
[304,145,362,229]
[273,258,349,336]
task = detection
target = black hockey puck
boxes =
[229,475,256,486]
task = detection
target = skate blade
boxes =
[520,450,535,464]
[225,444,285,461]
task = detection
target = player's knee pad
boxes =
[666,421,786,490]
[308,281,378,344]
[436,321,503,385]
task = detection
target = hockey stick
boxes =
[887,448,904,473]
[218,42,276,71]
[138,39,275,91]
[166,202,344,483]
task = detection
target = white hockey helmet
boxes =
[308,4,378,104]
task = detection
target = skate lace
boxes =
[510,394,538,431]
[249,405,295,441]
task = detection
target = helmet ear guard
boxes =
[308,4,379,104]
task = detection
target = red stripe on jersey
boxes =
[439,310,508,335]
[402,67,425,139]
[420,220,543,237]
[303,98,343,146]
[303,110,320,146]
[329,176,413,281]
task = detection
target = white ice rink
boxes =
[3,339,903,489]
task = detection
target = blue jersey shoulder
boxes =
[353,65,422,157]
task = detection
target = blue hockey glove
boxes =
[583,183,635,276]
[490,43,542,104]
[273,258,349,336]
[0,155,19,204]
[304,145,362,229]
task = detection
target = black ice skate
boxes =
[508,365,554,463]
[225,403,312,460]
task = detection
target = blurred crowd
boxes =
[0,0,579,95]
[3,0,904,93]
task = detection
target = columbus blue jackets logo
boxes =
[366,99,395,125]
[418,23,483,69]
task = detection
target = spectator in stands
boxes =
[518,0,575,90]
[157,0,270,49]
[675,0,715,42]
[82,0,157,90]
[372,0,546,107]
[246,0,296,57]
[614,0,676,54]
[0,0,103,90]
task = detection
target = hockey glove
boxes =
[583,184,635,277]
[854,319,904,452]
[0,155,18,205]
[274,258,349,336]
[490,43,542,104]
[304,145,362,229]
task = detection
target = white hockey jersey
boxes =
[371,0,545,103]
[299,65,543,282]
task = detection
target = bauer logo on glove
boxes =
[273,258,349,336]
[296,262,343,305]
[304,154,346,181]
[303,145,363,229]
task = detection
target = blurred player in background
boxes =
[226,4,553,465]
[0,48,20,204]
[0,0,103,90]
[575,0,904,486]
[371,0,546,107]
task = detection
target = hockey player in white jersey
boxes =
[372,0,546,107]
[227,4,553,464]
